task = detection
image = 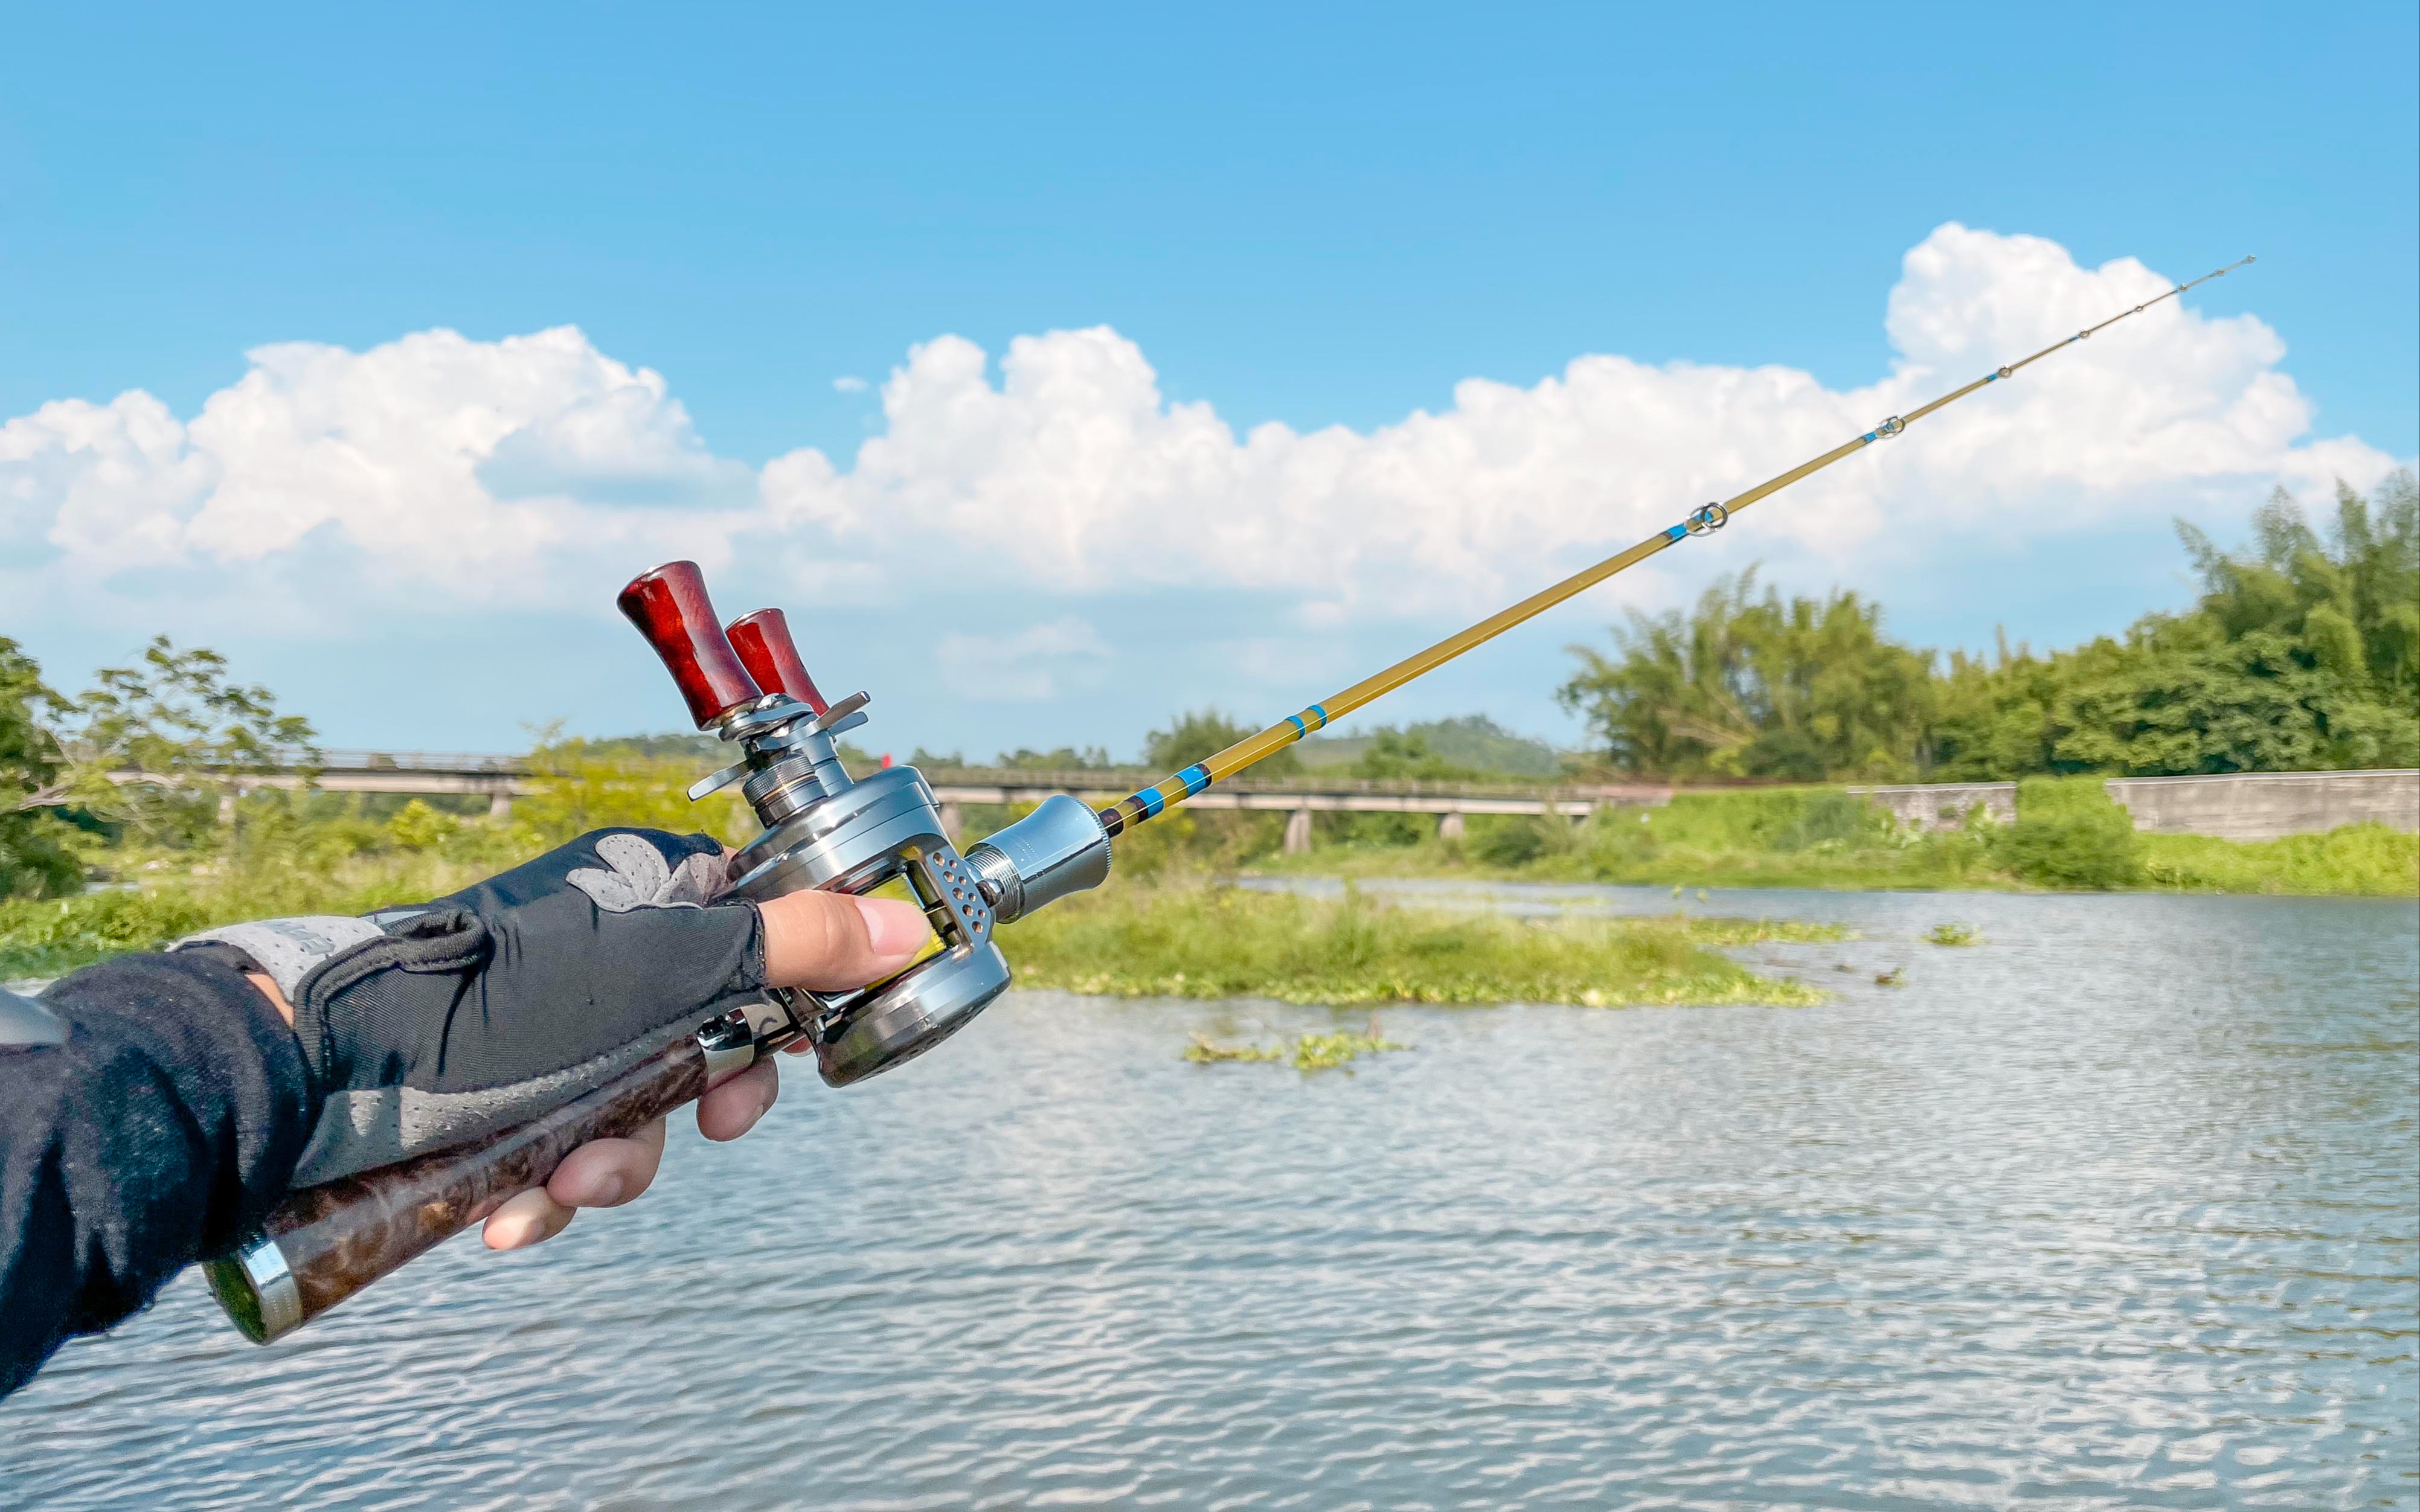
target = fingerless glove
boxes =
[176,828,765,1185]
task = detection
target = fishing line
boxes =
[1097,256,2257,838]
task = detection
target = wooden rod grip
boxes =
[206,1037,711,1342]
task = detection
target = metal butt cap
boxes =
[203,1233,303,1344]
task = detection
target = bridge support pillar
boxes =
[1283,808,1314,856]
[488,790,513,822]
[1436,811,1465,843]
[939,802,963,840]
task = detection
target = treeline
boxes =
[1558,475,2419,783]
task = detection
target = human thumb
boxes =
[757,889,936,991]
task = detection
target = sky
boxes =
[4,4,2414,763]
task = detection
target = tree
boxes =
[1560,475,2420,783]
[47,638,319,848]
[1558,569,1936,781]
[1,638,81,897]
[1985,475,2419,775]
[1144,709,1301,777]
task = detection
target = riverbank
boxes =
[1239,787,2418,897]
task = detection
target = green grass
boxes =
[1000,883,1834,1007]
[2139,822,2419,896]
[0,854,489,979]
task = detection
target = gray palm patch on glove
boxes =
[177,915,386,1001]
[566,832,730,913]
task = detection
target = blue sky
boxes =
[4,4,2414,762]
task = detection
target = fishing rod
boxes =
[203,256,2253,1344]
[1097,254,2257,839]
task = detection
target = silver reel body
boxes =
[705,693,1109,1086]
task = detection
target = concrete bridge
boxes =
[72,752,2418,848]
[85,751,1673,853]
[922,772,1673,853]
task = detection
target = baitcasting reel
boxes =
[617,562,1112,1086]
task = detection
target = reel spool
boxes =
[618,563,1111,1086]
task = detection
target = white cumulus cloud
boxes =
[2,325,751,610]
[760,228,2397,624]
[2,225,2401,643]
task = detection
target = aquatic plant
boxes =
[1288,1027,1410,1071]
[1874,966,1907,987]
[1183,1033,1283,1064]
[1183,1018,1411,1071]
[1924,922,1982,947]
[1004,883,1830,1008]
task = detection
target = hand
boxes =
[477,886,931,1251]
[213,828,936,1252]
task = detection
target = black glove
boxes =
[176,828,765,1185]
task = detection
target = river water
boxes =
[4,886,2415,1510]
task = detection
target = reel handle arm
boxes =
[617,562,764,728]
[727,607,829,716]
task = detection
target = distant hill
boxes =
[1297,715,1568,777]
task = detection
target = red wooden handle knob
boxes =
[726,608,829,716]
[616,562,763,727]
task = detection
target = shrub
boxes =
[1995,777,2143,889]
[1474,815,1551,867]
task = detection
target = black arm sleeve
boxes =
[0,953,318,1397]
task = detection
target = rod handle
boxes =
[617,562,763,728]
[205,1037,710,1342]
[726,608,829,715]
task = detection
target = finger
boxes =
[483,1186,575,1251]
[545,1117,668,1209]
[759,889,934,990]
[698,1057,779,1142]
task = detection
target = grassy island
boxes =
[1000,883,1836,1008]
